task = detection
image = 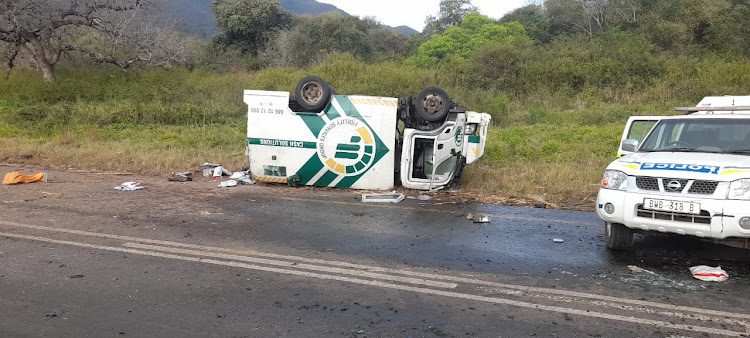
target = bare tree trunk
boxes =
[39,60,56,84]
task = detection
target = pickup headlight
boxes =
[728,179,750,200]
[464,123,477,136]
[601,170,628,190]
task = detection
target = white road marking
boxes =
[1,219,748,323]
[0,230,746,337]
[487,287,750,328]
[122,242,457,289]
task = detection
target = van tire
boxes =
[415,87,450,122]
[295,76,332,112]
[605,222,633,250]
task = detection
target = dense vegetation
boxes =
[1,0,749,206]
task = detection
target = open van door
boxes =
[618,116,663,157]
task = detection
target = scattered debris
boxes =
[212,166,230,178]
[552,238,564,243]
[534,203,547,209]
[3,171,47,185]
[361,192,404,203]
[690,265,728,282]
[218,180,238,188]
[467,213,491,223]
[199,163,226,177]
[114,182,145,191]
[229,171,256,185]
[69,274,85,279]
[199,162,222,169]
[627,265,656,274]
[417,194,432,201]
[45,310,64,318]
[168,172,193,182]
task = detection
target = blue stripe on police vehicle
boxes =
[640,163,720,174]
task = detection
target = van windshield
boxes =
[640,118,750,154]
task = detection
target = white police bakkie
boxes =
[597,95,750,249]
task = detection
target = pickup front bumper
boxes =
[596,188,750,240]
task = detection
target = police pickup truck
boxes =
[597,95,750,249]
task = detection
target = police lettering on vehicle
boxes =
[640,163,720,174]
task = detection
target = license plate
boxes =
[643,198,701,215]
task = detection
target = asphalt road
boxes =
[1,166,749,337]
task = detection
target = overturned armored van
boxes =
[244,76,491,191]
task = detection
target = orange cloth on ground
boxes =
[2,172,46,185]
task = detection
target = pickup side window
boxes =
[618,116,663,157]
[627,121,658,143]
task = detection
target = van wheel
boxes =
[605,222,633,250]
[295,76,332,112]
[415,87,450,122]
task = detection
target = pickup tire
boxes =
[415,87,450,122]
[295,76,332,112]
[605,222,633,250]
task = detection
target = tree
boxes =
[500,4,551,42]
[211,0,294,54]
[423,0,479,37]
[408,13,528,67]
[545,0,641,37]
[0,0,188,83]
[263,14,409,67]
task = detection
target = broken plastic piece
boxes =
[467,213,491,223]
[417,195,432,201]
[361,192,404,203]
[689,265,728,282]
[552,238,564,243]
[114,182,145,191]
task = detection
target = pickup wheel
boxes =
[605,221,633,250]
[295,76,332,112]
[415,87,450,122]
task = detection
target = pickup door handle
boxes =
[438,144,444,150]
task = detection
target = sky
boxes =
[317,0,529,31]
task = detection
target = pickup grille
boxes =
[635,177,719,195]
[635,177,659,191]
[688,180,720,195]
[636,205,711,224]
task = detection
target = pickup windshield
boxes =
[640,118,750,154]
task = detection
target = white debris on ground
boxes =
[689,265,729,282]
[114,182,145,191]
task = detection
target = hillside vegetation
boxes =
[1,0,749,206]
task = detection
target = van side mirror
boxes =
[621,139,639,152]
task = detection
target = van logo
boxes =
[317,117,376,176]
[666,180,682,191]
